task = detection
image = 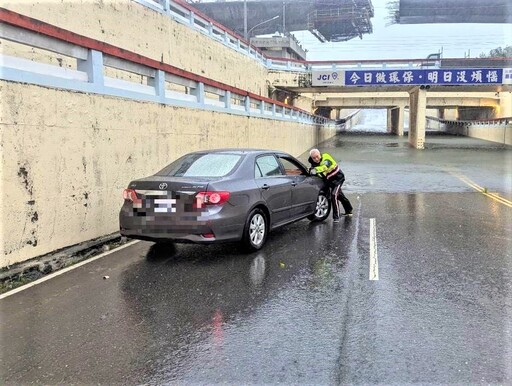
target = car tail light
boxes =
[123,189,141,204]
[195,191,230,208]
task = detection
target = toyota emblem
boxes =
[159,183,168,190]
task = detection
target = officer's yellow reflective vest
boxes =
[313,153,340,179]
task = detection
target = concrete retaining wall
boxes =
[446,123,512,145]
[2,0,269,95]
[1,82,335,267]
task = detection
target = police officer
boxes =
[308,148,353,222]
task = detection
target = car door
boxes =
[277,155,319,218]
[254,154,293,226]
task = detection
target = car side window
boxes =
[255,155,283,178]
[278,157,307,176]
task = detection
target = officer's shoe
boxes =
[342,212,353,217]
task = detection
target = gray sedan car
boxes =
[119,149,330,250]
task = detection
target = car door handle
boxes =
[261,184,270,190]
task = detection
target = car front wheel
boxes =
[308,191,331,222]
[242,208,268,251]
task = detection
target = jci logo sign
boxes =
[316,73,338,81]
[312,71,344,86]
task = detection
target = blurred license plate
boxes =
[153,198,177,213]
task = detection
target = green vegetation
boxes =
[0,276,33,294]
[479,46,512,58]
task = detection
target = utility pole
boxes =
[244,0,248,40]
[283,1,286,34]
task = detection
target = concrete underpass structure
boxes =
[270,68,512,148]
[0,0,511,267]
[314,91,510,140]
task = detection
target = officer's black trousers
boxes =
[328,177,353,219]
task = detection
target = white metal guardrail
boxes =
[427,116,512,126]
[0,9,331,125]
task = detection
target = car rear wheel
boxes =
[242,208,268,251]
[308,191,331,222]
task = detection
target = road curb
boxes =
[0,233,130,294]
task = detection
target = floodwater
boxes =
[1,132,511,385]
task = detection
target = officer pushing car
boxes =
[308,148,353,222]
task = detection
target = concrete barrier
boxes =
[1,81,335,267]
[426,116,512,145]
[1,0,269,95]
[446,122,512,145]
[0,6,339,267]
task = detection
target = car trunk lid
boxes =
[126,177,212,215]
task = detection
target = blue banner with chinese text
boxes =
[345,69,503,86]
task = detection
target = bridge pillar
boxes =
[441,108,458,120]
[499,92,512,117]
[389,106,405,136]
[408,87,427,149]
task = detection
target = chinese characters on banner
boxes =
[344,69,504,86]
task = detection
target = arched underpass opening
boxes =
[334,107,510,148]
[340,109,411,134]
[342,108,451,136]
[348,109,390,133]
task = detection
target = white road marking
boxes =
[369,218,379,281]
[0,240,140,300]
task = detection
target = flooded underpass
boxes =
[1,132,511,385]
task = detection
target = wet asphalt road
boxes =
[1,134,511,385]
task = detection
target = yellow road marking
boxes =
[448,171,512,208]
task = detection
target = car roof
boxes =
[188,148,288,155]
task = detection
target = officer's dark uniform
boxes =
[308,152,353,220]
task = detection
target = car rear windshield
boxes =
[156,153,242,177]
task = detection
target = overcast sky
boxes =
[293,2,511,61]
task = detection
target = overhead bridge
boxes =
[269,62,512,148]
[185,0,374,42]
[314,92,500,109]
[390,0,512,24]
[314,91,503,138]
